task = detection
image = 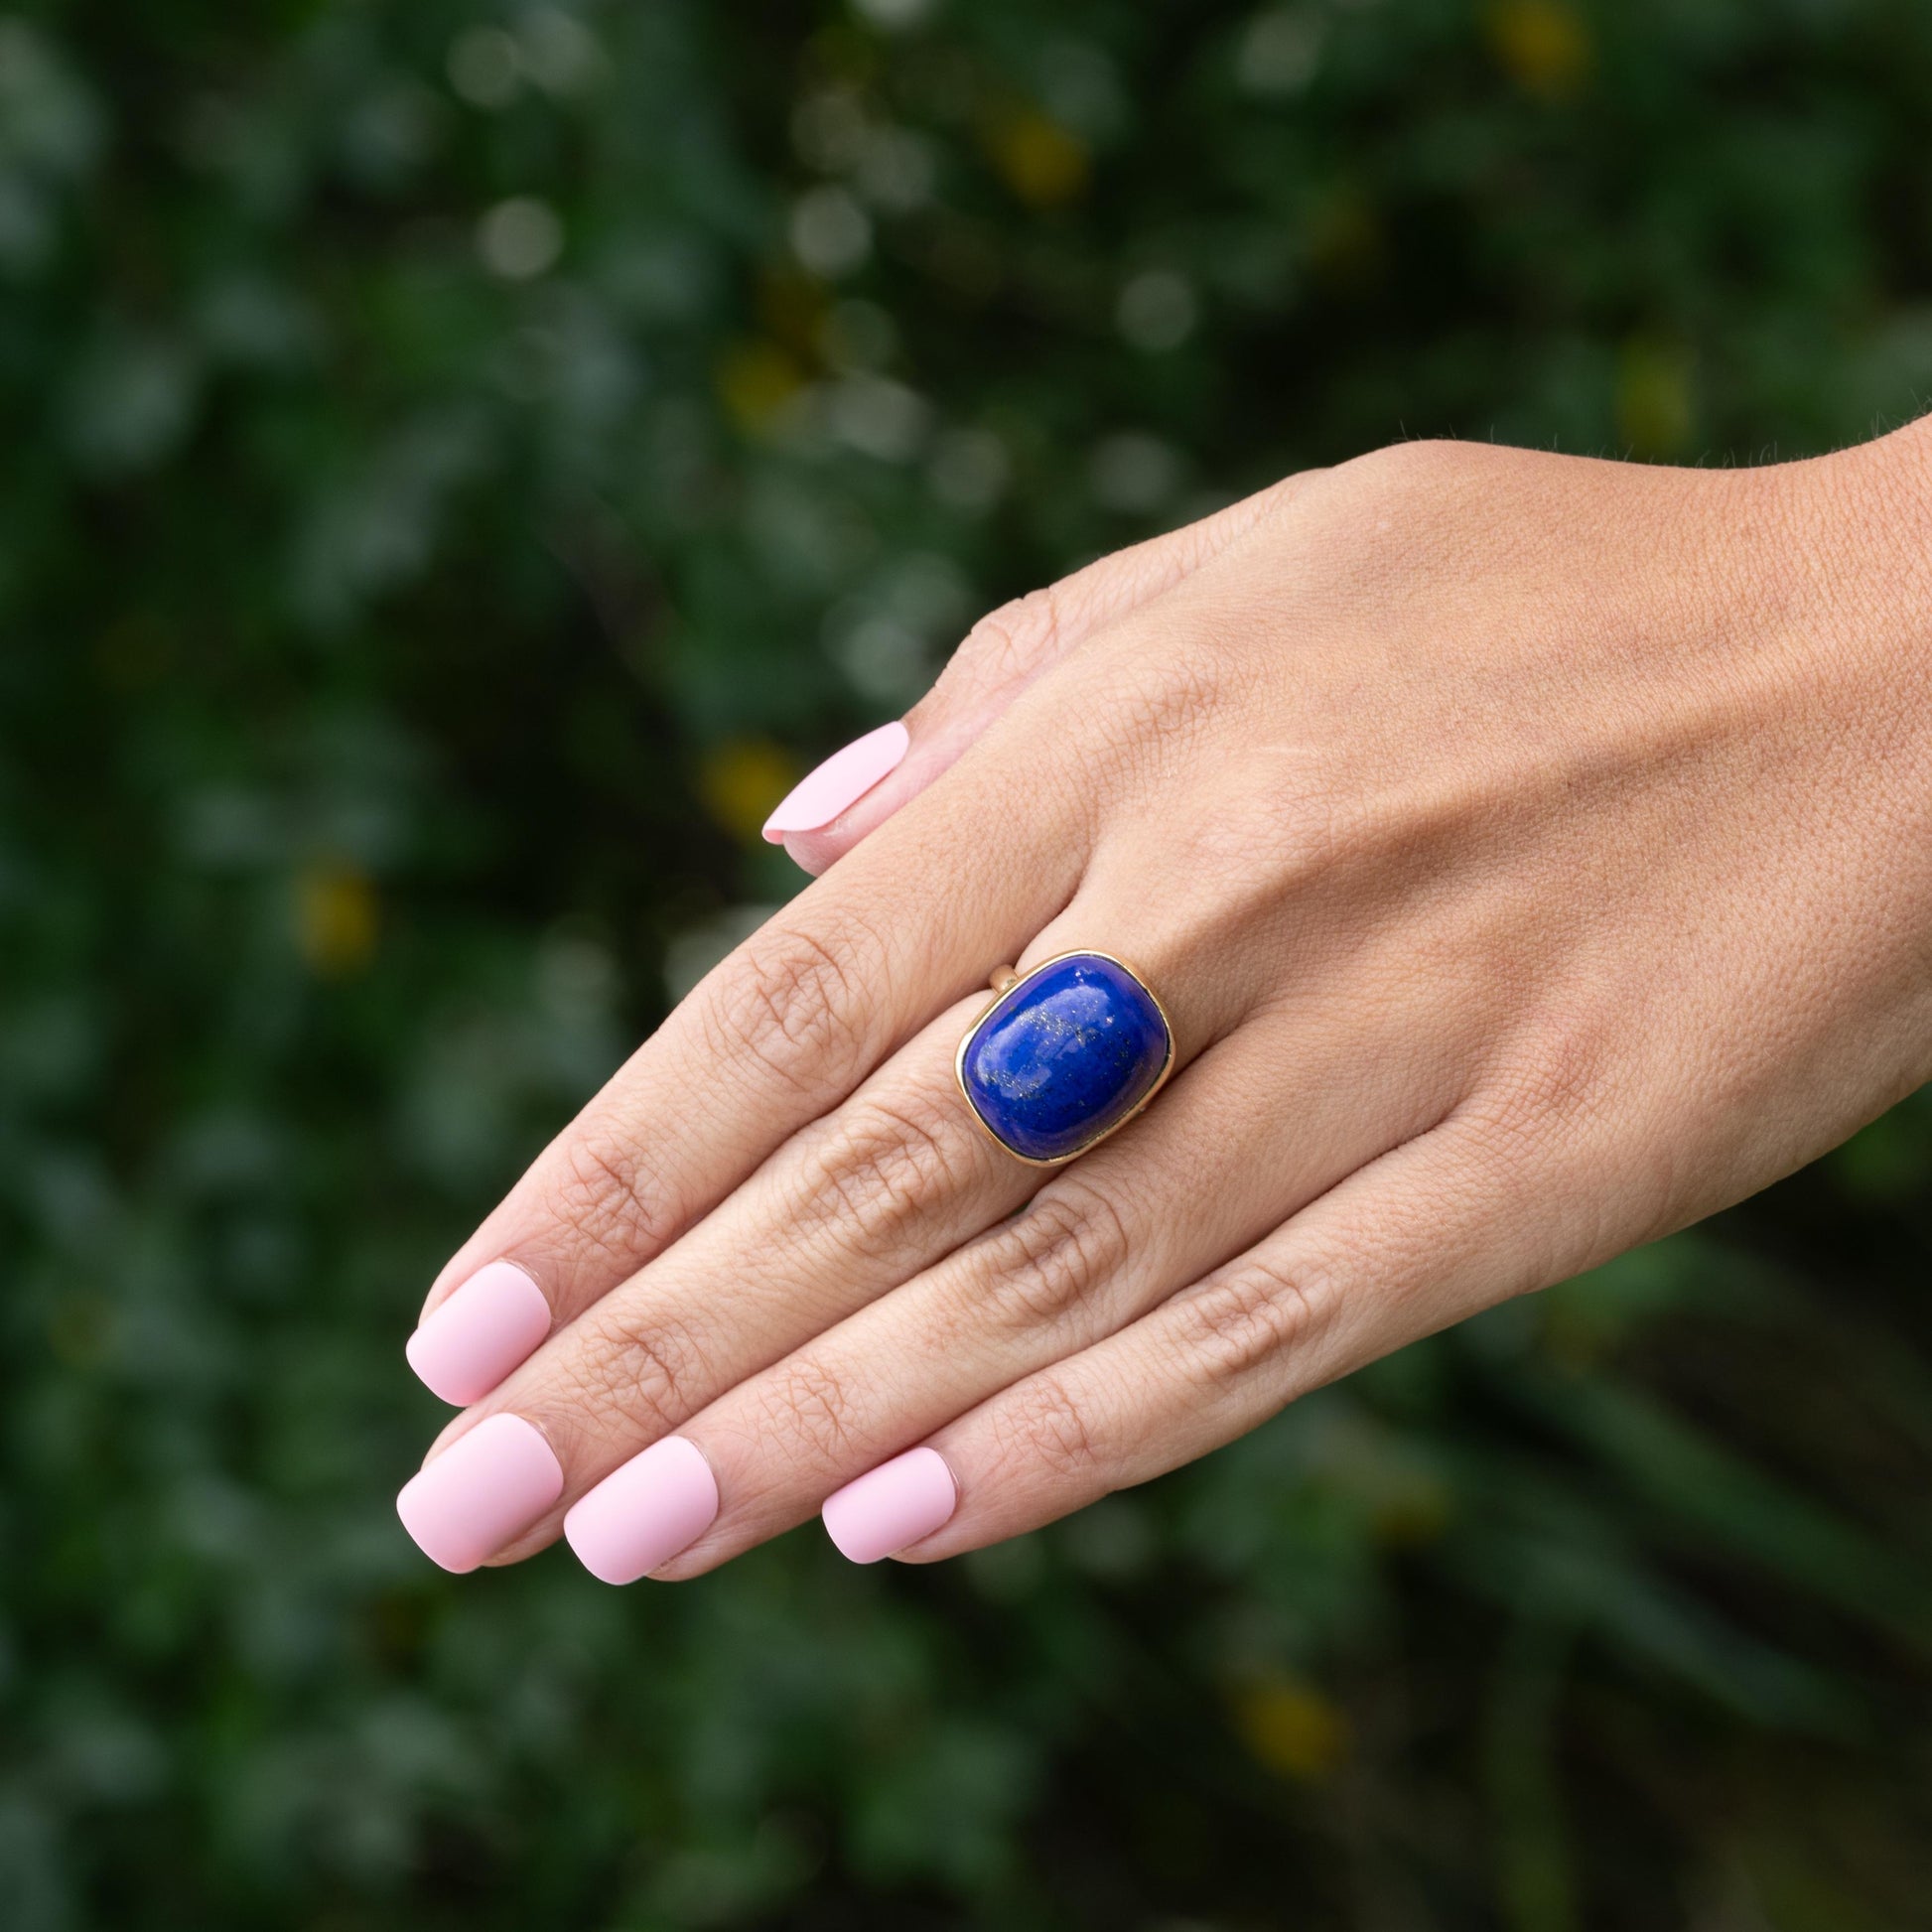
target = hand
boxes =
[395,429,1932,1582]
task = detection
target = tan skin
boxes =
[414,424,1932,1573]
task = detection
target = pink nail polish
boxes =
[406,1260,551,1406]
[396,1414,564,1574]
[563,1437,720,1585]
[761,720,909,842]
[821,1447,957,1565]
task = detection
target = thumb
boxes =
[764,469,1318,876]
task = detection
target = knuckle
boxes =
[1347,435,1469,495]
[1468,1010,1619,1150]
[551,1129,679,1268]
[1095,652,1228,759]
[1454,1013,1650,1262]
[956,586,1066,688]
[553,1309,711,1442]
[1172,1260,1332,1394]
[1162,765,1375,911]
[758,1354,858,1465]
[1335,440,1495,535]
[970,1184,1134,1335]
[795,1089,970,1260]
[999,1370,1105,1485]
[708,915,886,1092]
[1299,438,1487,591]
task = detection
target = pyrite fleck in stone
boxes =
[957,952,1172,1163]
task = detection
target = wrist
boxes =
[1813,414,1932,642]
[1725,416,1932,738]
[1810,414,1932,984]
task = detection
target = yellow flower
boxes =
[47,1292,108,1369]
[1372,1478,1453,1547]
[1486,0,1592,99]
[296,864,378,976]
[698,737,796,843]
[1230,1674,1349,1783]
[716,342,805,435]
[988,110,1090,208]
[1305,186,1383,289]
[1617,338,1695,459]
[758,268,831,359]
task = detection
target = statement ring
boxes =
[954,950,1175,1166]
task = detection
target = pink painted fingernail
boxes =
[563,1436,720,1585]
[396,1414,564,1574]
[761,720,910,842]
[821,1447,957,1565]
[406,1260,552,1406]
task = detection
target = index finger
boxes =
[403,705,1094,1404]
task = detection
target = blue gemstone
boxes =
[958,952,1172,1162]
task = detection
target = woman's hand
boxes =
[396,429,1932,1582]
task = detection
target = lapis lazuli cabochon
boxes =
[959,953,1172,1163]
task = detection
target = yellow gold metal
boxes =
[953,948,1176,1168]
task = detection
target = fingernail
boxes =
[406,1260,551,1406]
[761,720,909,842]
[396,1414,564,1574]
[563,1437,720,1585]
[821,1447,957,1565]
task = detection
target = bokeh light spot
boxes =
[477,197,563,280]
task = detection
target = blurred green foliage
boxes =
[4,0,1932,1926]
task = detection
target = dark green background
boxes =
[4,1,1931,1926]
